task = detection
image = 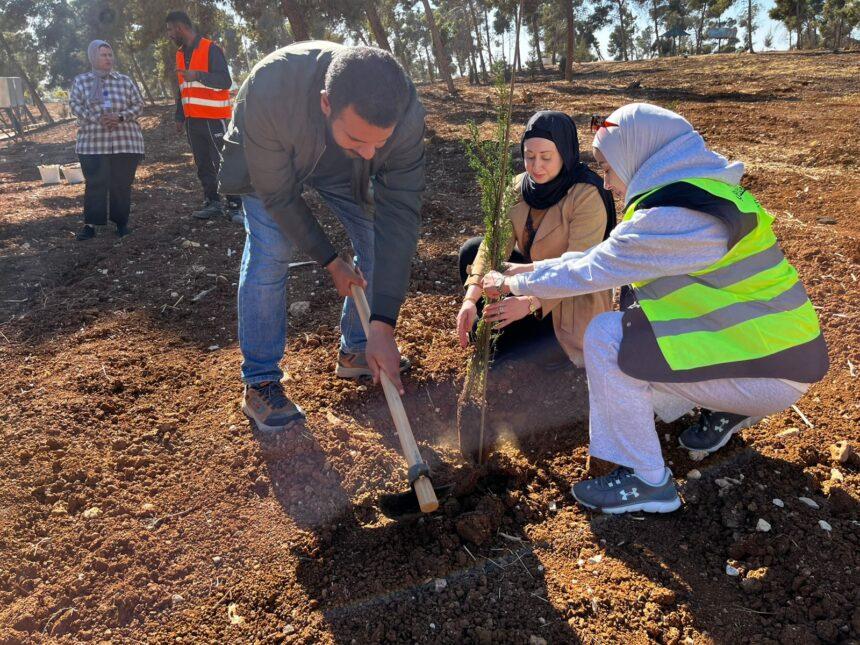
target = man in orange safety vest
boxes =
[166,10,242,223]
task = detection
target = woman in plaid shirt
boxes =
[69,40,145,240]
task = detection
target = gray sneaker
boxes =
[242,381,305,432]
[335,350,411,379]
[571,466,681,514]
[678,409,760,453]
[192,199,223,220]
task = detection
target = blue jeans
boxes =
[238,189,374,384]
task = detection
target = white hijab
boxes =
[593,102,744,205]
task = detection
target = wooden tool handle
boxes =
[350,284,439,513]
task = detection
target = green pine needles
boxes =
[461,68,519,460]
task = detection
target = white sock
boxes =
[634,467,667,486]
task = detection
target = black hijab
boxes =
[520,111,617,238]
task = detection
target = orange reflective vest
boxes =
[176,38,232,120]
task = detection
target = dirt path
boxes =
[1,51,858,644]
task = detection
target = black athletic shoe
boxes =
[76,225,95,241]
[116,224,131,238]
[678,409,760,453]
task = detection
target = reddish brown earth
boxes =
[0,51,858,644]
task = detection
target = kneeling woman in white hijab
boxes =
[482,103,828,514]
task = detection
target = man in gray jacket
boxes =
[219,42,425,442]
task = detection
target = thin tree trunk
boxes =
[618,0,629,61]
[564,0,575,80]
[532,13,545,70]
[0,31,53,124]
[365,2,392,51]
[423,43,436,82]
[420,0,457,94]
[468,0,489,82]
[353,30,369,46]
[483,5,495,67]
[390,20,413,74]
[126,45,156,105]
[281,1,310,41]
[652,0,661,54]
[747,0,755,52]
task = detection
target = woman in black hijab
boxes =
[456,111,617,368]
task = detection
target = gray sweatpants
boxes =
[583,312,807,471]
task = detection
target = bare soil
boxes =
[0,51,858,644]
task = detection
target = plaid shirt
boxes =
[70,71,145,155]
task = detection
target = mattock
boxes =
[349,284,452,519]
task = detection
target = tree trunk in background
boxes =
[281,1,310,41]
[469,0,489,82]
[126,45,156,105]
[618,0,629,61]
[483,5,495,67]
[423,44,436,82]
[420,0,456,93]
[365,2,392,51]
[747,0,755,52]
[564,0,575,80]
[652,0,661,54]
[0,31,53,123]
[532,13,545,70]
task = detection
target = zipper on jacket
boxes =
[299,143,326,184]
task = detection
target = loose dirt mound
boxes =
[1,51,858,643]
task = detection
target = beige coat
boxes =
[465,175,612,365]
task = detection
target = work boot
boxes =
[678,409,760,454]
[76,224,95,241]
[571,466,681,514]
[192,199,223,220]
[335,350,412,379]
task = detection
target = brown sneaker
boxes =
[335,351,412,379]
[242,381,305,432]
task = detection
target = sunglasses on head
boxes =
[590,115,618,132]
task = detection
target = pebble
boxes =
[829,441,852,464]
[772,498,784,508]
[51,501,68,515]
[212,556,222,567]
[181,239,200,248]
[725,564,740,576]
[688,450,708,462]
[818,520,832,532]
[686,469,701,480]
[830,468,844,482]
[82,507,102,519]
[141,503,156,512]
[289,301,311,317]
[777,427,799,437]
[715,478,731,489]
[756,518,771,532]
[548,501,557,512]
[529,636,547,645]
[283,625,295,635]
[207,345,220,351]
[798,496,820,510]
[434,578,447,592]
[587,554,603,564]
[171,594,184,607]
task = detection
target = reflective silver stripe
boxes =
[180,81,208,90]
[637,243,786,301]
[181,97,231,108]
[649,281,810,338]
